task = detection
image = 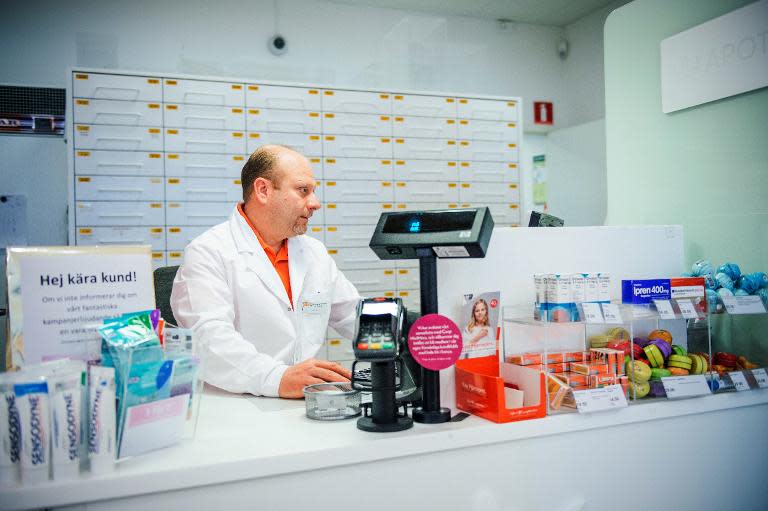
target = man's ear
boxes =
[251,177,271,204]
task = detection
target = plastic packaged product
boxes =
[88,366,116,474]
[169,357,200,399]
[50,370,85,481]
[0,372,22,486]
[14,379,50,485]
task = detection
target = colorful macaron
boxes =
[643,344,665,368]
[667,355,692,371]
[648,329,673,344]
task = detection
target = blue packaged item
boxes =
[168,357,200,399]
[714,272,734,291]
[717,263,741,281]
[738,273,764,294]
[691,260,714,278]
[621,279,671,304]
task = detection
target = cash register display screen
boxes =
[361,301,399,316]
[382,210,476,234]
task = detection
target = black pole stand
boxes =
[411,250,451,424]
[357,360,413,432]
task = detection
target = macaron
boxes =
[607,327,630,341]
[668,367,690,376]
[671,344,687,357]
[668,354,692,371]
[633,337,651,348]
[650,368,672,380]
[626,359,652,382]
[648,380,667,398]
[650,339,672,359]
[643,344,665,368]
[648,329,673,344]
[589,334,609,348]
[689,354,706,375]
[630,380,650,398]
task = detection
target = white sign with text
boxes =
[7,246,155,366]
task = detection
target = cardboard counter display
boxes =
[2,385,767,511]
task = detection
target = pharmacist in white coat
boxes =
[171,145,360,398]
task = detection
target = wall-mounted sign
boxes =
[533,101,553,125]
[660,0,768,113]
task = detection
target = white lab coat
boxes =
[170,207,360,397]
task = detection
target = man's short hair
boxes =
[241,145,292,201]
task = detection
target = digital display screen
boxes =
[382,210,476,234]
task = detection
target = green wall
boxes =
[604,0,768,273]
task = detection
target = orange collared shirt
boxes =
[237,203,292,305]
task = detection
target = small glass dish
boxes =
[303,382,362,420]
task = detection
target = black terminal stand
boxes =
[357,360,412,433]
[411,250,451,424]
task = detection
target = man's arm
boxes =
[171,242,288,397]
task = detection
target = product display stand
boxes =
[412,250,451,424]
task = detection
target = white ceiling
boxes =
[326,0,622,27]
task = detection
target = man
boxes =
[171,145,360,398]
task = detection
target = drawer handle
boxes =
[97,187,145,193]
[96,162,142,168]
[97,213,144,218]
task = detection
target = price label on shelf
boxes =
[752,368,768,389]
[573,385,628,413]
[582,302,604,323]
[721,296,767,314]
[729,371,751,391]
[601,304,623,324]
[676,299,699,319]
[661,375,710,399]
[653,300,676,320]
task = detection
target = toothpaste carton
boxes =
[545,274,576,322]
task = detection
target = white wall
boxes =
[545,119,606,226]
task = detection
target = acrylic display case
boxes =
[501,299,716,415]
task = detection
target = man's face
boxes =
[267,151,321,239]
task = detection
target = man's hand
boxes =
[278,358,352,399]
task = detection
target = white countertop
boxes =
[2,386,768,510]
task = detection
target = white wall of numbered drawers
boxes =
[68,69,522,364]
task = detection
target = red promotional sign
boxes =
[534,101,553,125]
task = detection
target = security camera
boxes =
[268,35,287,56]
[557,39,569,60]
